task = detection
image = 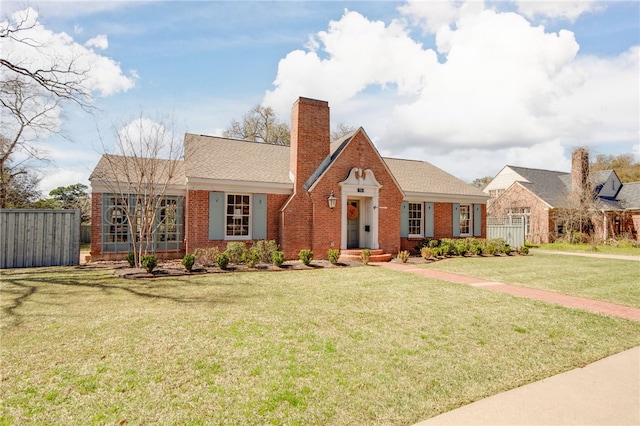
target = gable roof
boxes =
[505,166,570,207]
[90,154,186,188]
[184,133,291,185]
[617,182,640,210]
[384,157,488,200]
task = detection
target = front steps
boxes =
[338,248,393,263]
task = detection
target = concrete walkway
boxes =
[371,259,640,425]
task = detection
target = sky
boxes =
[2,0,639,195]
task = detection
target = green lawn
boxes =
[423,253,640,308]
[2,265,640,425]
[537,242,640,256]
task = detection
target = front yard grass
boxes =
[423,253,640,308]
[2,265,640,425]
[537,241,640,256]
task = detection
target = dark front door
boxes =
[347,200,359,248]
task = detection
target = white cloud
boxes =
[515,0,601,21]
[264,10,438,116]
[263,2,638,180]
[1,8,134,97]
[116,117,181,159]
[85,34,109,50]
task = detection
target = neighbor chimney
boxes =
[571,148,590,203]
[289,97,330,191]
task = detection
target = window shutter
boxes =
[252,193,267,240]
[400,201,409,237]
[473,204,482,237]
[425,202,434,238]
[452,204,460,237]
[208,192,225,240]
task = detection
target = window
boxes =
[459,204,471,236]
[408,202,423,237]
[157,198,179,242]
[226,194,251,238]
[507,207,530,235]
[489,189,504,198]
[105,196,129,243]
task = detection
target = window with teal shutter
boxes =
[208,192,225,240]
[425,202,434,238]
[473,204,482,236]
[452,204,460,237]
[252,194,267,240]
[400,201,409,237]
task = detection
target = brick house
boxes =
[485,148,640,244]
[90,97,488,261]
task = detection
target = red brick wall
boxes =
[90,193,102,256]
[186,189,290,254]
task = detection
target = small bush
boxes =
[420,246,432,260]
[182,254,195,271]
[517,246,529,255]
[470,241,484,256]
[193,247,219,267]
[328,249,340,265]
[225,242,246,264]
[141,254,157,273]
[360,249,371,265]
[431,246,444,257]
[299,249,313,266]
[485,243,498,256]
[242,247,260,268]
[397,250,410,263]
[125,252,136,267]
[252,240,279,263]
[272,251,285,267]
[216,252,230,270]
[440,239,457,256]
[455,240,469,256]
[502,244,512,255]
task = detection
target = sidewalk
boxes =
[371,261,640,425]
[415,346,640,425]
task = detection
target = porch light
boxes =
[327,191,337,210]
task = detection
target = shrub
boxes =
[360,249,371,265]
[469,240,484,256]
[242,247,260,268]
[215,252,230,270]
[299,249,313,266]
[397,250,410,263]
[502,244,512,255]
[485,243,498,256]
[252,240,279,263]
[141,254,157,273]
[440,239,457,256]
[420,246,432,260]
[327,249,340,265]
[225,242,246,264]
[428,239,441,248]
[517,245,529,255]
[455,240,469,256]
[272,251,285,267]
[125,252,136,267]
[193,247,219,267]
[431,246,443,257]
[182,254,195,271]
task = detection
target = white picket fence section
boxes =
[0,209,80,268]
[487,217,526,248]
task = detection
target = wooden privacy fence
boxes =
[0,209,80,268]
[487,217,526,248]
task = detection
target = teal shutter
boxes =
[252,193,267,240]
[425,202,434,238]
[400,201,409,237]
[473,204,482,237]
[209,192,225,240]
[452,204,460,237]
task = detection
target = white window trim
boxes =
[460,204,472,237]
[408,202,424,238]
[224,193,252,240]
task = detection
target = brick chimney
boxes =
[571,148,590,203]
[290,97,330,191]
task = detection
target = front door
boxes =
[347,200,359,248]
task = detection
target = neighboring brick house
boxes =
[485,148,640,244]
[90,97,488,261]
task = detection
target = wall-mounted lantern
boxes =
[327,191,337,210]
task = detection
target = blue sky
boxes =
[2,1,639,194]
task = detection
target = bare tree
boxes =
[0,78,60,207]
[1,8,92,108]
[92,114,185,267]
[331,122,356,141]
[223,104,290,145]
